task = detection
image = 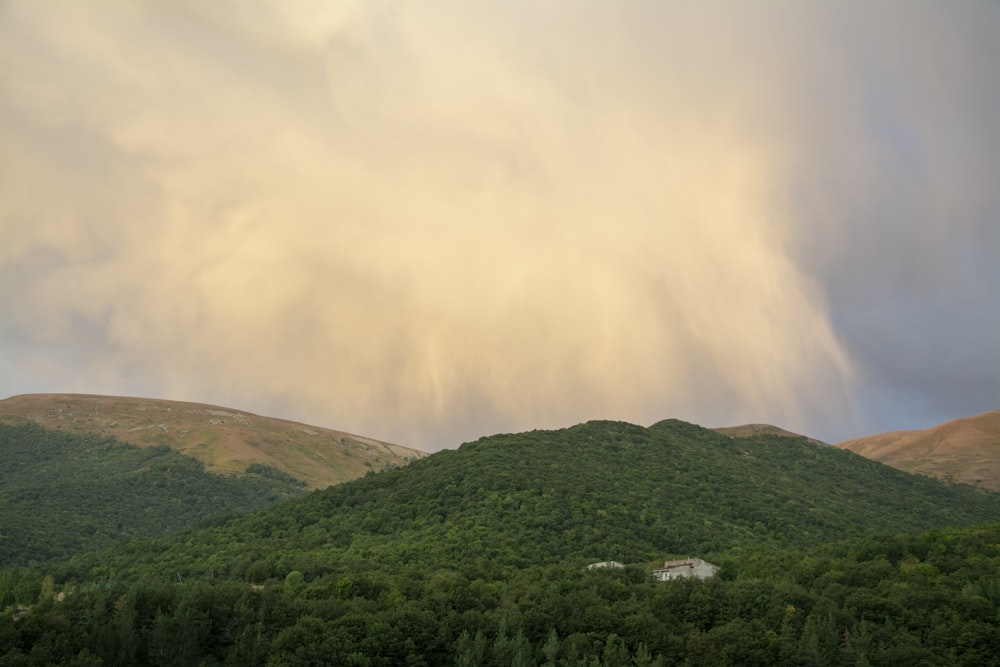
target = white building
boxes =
[651,558,718,581]
[586,561,625,571]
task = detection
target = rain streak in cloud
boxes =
[2,1,997,449]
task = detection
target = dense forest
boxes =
[0,423,306,567]
[2,419,999,665]
[3,524,998,666]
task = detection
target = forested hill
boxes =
[55,418,1000,582]
[5,419,1000,665]
[0,423,308,567]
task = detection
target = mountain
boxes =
[0,422,308,566]
[43,419,1000,579]
[0,394,426,489]
[3,418,999,665]
[712,423,828,446]
[837,409,1000,490]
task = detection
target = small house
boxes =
[651,558,718,581]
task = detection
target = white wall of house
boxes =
[652,558,718,581]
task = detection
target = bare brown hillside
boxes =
[0,394,427,490]
[712,423,828,447]
[837,410,1000,491]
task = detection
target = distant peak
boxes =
[712,423,828,446]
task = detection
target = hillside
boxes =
[45,419,1000,580]
[3,418,999,665]
[0,394,426,489]
[837,409,1000,490]
[0,423,307,567]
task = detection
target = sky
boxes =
[1,1,997,451]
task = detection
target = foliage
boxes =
[2,419,999,664]
[245,463,308,488]
[0,423,307,567]
[2,524,999,665]
[52,418,998,581]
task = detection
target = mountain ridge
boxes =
[0,393,427,489]
[55,417,1000,584]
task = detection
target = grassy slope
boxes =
[837,409,1000,490]
[0,394,427,490]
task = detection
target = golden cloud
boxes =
[0,1,878,447]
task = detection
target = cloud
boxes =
[2,1,996,448]
[769,2,1000,432]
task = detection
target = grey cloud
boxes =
[770,3,1000,437]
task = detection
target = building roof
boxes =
[659,558,705,569]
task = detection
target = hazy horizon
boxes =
[2,2,998,450]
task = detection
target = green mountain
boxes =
[3,419,999,665]
[0,422,308,567]
[90,418,994,580]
